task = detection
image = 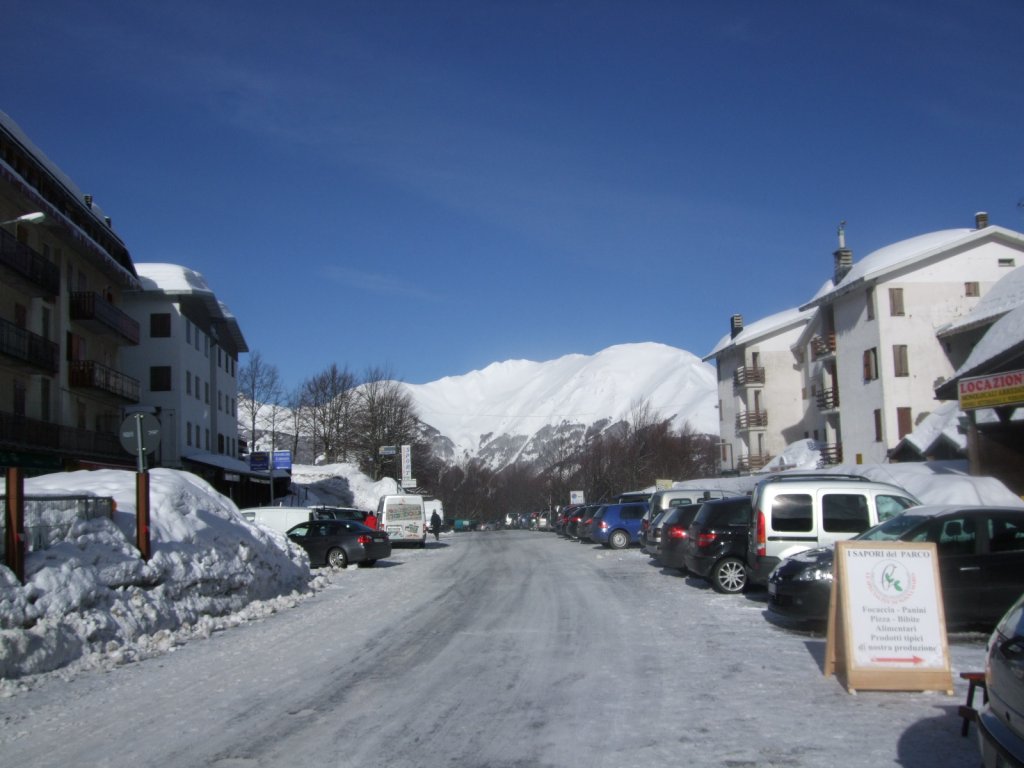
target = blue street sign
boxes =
[272,450,292,470]
[249,452,269,471]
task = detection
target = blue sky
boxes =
[4,1,1023,389]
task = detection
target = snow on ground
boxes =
[0,458,1019,690]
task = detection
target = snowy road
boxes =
[0,531,989,767]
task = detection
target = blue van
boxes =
[590,502,649,549]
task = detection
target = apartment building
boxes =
[797,214,1024,464]
[704,308,812,473]
[0,111,141,472]
[118,263,258,502]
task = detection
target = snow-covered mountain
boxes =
[403,342,719,468]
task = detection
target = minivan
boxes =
[377,494,427,547]
[746,473,920,586]
[240,506,337,535]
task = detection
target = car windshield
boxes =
[855,514,927,542]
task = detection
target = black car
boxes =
[682,497,752,594]
[287,519,391,569]
[577,505,603,543]
[768,505,1024,628]
[654,504,703,570]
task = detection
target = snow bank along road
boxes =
[0,531,988,767]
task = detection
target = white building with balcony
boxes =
[704,307,812,473]
[797,214,1024,464]
[119,264,257,503]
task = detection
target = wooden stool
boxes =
[959,671,987,737]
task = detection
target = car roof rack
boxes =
[757,472,872,483]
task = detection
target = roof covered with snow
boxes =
[801,226,1024,310]
[133,263,248,354]
[704,305,814,360]
[939,265,1024,338]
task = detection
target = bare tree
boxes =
[353,366,421,479]
[237,350,282,452]
[300,363,357,463]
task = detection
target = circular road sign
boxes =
[120,413,161,456]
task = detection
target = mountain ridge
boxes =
[402,341,719,468]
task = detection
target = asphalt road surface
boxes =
[0,530,989,767]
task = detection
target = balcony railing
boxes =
[810,333,836,360]
[733,365,765,387]
[819,443,843,466]
[0,227,61,297]
[0,410,126,461]
[69,360,140,402]
[0,317,59,373]
[737,453,771,472]
[816,387,840,411]
[70,291,140,345]
[736,410,768,430]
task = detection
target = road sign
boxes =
[272,450,292,470]
[249,452,269,471]
[120,413,161,456]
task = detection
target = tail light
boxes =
[357,534,372,545]
[697,532,717,548]
[756,509,766,557]
[666,525,687,540]
[599,521,609,531]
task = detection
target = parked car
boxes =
[977,590,1024,768]
[308,505,369,523]
[654,504,703,570]
[644,509,671,555]
[767,505,1024,628]
[591,502,649,549]
[641,488,728,549]
[747,473,920,587]
[577,505,603,543]
[683,497,753,593]
[566,505,596,539]
[286,519,391,569]
[240,505,339,534]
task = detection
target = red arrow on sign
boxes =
[871,655,925,664]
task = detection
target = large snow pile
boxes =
[0,468,311,680]
[283,462,399,510]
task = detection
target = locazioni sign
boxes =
[957,369,1024,410]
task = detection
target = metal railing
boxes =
[0,495,115,557]
[0,316,59,373]
[819,443,843,465]
[70,291,140,344]
[0,227,61,296]
[0,410,127,460]
[737,453,771,472]
[69,360,140,402]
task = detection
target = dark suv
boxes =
[683,497,753,594]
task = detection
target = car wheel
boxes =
[357,560,376,568]
[711,557,747,594]
[327,548,348,569]
[608,530,629,550]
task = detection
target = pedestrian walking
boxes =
[430,510,442,541]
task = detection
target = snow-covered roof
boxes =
[938,265,1024,338]
[134,263,248,354]
[703,305,813,360]
[801,226,1024,310]
[894,401,967,456]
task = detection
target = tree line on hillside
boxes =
[238,352,719,520]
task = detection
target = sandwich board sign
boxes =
[824,541,952,694]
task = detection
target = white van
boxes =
[377,494,427,547]
[746,473,921,586]
[239,506,336,535]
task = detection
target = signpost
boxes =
[957,369,1024,410]
[119,412,161,561]
[825,541,952,694]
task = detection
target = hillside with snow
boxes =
[404,342,718,467]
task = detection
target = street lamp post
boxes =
[0,211,46,231]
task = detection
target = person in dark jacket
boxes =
[430,510,442,541]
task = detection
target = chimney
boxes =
[833,220,853,283]
[104,216,112,227]
[84,194,93,208]
[730,314,744,338]
[975,211,989,229]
